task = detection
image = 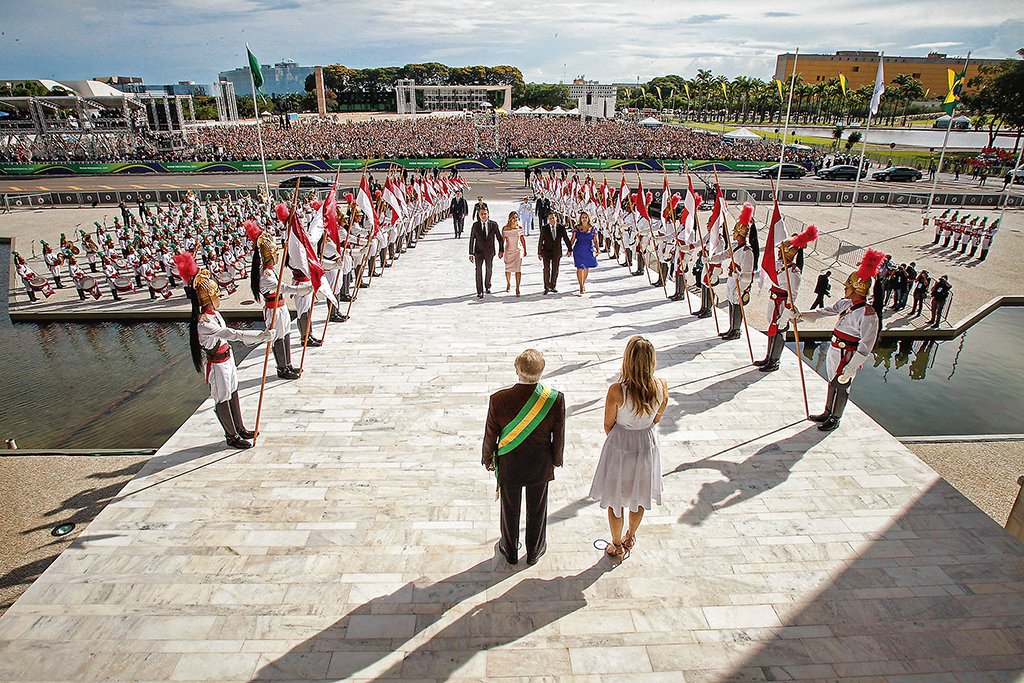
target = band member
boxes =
[716,207,757,341]
[248,221,309,380]
[66,254,100,300]
[41,240,64,288]
[82,230,101,272]
[755,224,818,372]
[13,251,53,301]
[176,252,271,450]
[979,218,998,261]
[797,249,884,432]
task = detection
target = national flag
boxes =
[305,202,325,246]
[618,174,629,216]
[660,174,671,222]
[287,212,338,308]
[681,174,698,232]
[869,55,885,116]
[941,65,967,115]
[760,199,788,286]
[356,174,379,237]
[382,177,402,224]
[246,45,266,100]
[838,74,848,97]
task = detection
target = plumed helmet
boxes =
[778,224,818,265]
[844,248,886,297]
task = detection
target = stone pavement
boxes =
[1,203,1023,682]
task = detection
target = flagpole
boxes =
[926,52,971,220]
[245,44,271,202]
[687,165,720,334]
[845,53,884,231]
[775,47,799,192]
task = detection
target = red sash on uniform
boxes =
[831,330,860,376]
[204,343,231,384]
[767,286,790,336]
[263,292,284,309]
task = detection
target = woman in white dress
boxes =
[589,336,668,558]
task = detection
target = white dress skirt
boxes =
[589,390,663,513]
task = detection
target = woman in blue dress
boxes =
[570,211,599,295]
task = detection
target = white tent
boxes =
[550,106,567,115]
[638,117,662,128]
[723,127,762,141]
[512,105,534,114]
[566,107,580,115]
[534,107,553,115]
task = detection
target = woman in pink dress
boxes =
[502,212,527,296]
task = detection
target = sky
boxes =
[0,0,1020,86]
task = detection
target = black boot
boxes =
[229,391,255,440]
[818,378,851,431]
[330,310,349,323]
[809,378,838,422]
[720,303,742,340]
[274,339,300,379]
[78,289,87,301]
[284,335,302,377]
[215,400,251,449]
[758,333,785,372]
[632,252,644,276]
[695,286,712,318]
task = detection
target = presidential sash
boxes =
[494,384,559,491]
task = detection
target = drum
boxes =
[114,258,128,270]
[112,276,135,293]
[215,271,237,295]
[149,275,173,300]
[78,276,102,300]
[27,274,48,290]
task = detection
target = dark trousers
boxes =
[929,297,947,326]
[453,215,465,237]
[810,292,826,310]
[911,293,925,316]
[474,254,493,294]
[499,479,548,561]
[542,253,561,291]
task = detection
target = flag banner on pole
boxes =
[323,187,340,248]
[839,74,848,97]
[774,79,784,100]
[635,177,651,224]
[942,67,967,115]
[706,186,727,259]
[761,199,788,286]
[356,174,380,237]
[287,214,338,308]
[246,46,266,99]
[684,82,691,100]
[382,177,402,224]
[870,56,885,116]
[306,205,324,247]
[721,81,728,99]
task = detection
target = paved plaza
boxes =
[1,203,1023,681]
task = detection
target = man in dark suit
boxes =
[537,211,572,294]
[810,270,831,309]
[450,190,468,238]
[469,206,503,298]
[472,196,489,222]
[483,349,565,565]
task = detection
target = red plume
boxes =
[856,249,886,281]
[311,200,322,210]
[789,224,819,249]
[275,202,290,223]
[342,192,356,207]
[694,193,703,207]
[374,189,383,198]
[243,220,262,243]
[173,251,198,283]
[738,202,754,225]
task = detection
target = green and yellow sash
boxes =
[494,384,559,490]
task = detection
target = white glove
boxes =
[257,328,273,344]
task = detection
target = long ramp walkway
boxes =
[2,203,1022,681]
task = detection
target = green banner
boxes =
[0,158,780,176]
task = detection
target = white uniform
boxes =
[259,267,307,341]
[197,311,264,403]
[767,263,802,334]
[801,298,880,381]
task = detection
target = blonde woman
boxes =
[569,211,599,295]
[589,336,668,559]
[502,211,527,296]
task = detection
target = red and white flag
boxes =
[761,199,788,286]
[356,174,380,238]
[382,177,402,225]
[706,185,727,259]
[287,213,339,307]
[323,186,340,249]
[618,174,629,217]
[635,177,651,225]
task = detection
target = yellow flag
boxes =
[774,78,784,99]
[721,81,728,98]
[655,86,662,100]
[839,74,848,97]
[684,82,691,100]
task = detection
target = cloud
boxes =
[905,41,964,49]
[685,13,730,24]
[764,11,797,17]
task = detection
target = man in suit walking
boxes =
[450,189,468,238]
[537,211,572,294]
[810,270,831,309]
[469,206,503,298]
[483,349,565,565]
[472,196,489,222]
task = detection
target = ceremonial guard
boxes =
[716,207,757,341]
[176,252,271,449]
[979,218,998,261]
[41,240,64,288]
[797,249,884,432]
[291,265,321,347]
[248,222,309,380]
[755,224,818,372]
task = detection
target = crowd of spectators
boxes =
[3,117,817,164]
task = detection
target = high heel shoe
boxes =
[622,532,636,554]
[605,542,624,559]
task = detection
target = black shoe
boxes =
[696,310,712,319]
[498,541,518,565]
[818,417,841,432]
[653,279,664,287]
[226,434,253,449]
[721,331,741,340]
[304,337,323,348]
[543,289,549,295]
[359,282,370,288]
[632,271,643,276]
[477,293,484,299]
[339,294,353,302]
[669,294,683,301]
[330,312,348,323]
[752,358,768,367]
[237,428,256,440]
[551,288,558,293]
[485,288,491,293]
[527,543,546,566]
[277,367,301,380]
[758,361,780,373]
[807,413,830,423]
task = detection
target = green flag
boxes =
[942,67,966,115]
[247,46,264,90]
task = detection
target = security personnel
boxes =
[176,251,271,449]
[755,224,818,372]
[797,249,884,432]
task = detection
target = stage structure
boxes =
[568,78,617,119]
[395,79,512,114]
[0,80,195,160]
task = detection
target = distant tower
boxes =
[214,78,238,121]
[314,66,327,117]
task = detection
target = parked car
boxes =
[278,174,332,189]
[756,163,807,180]
[815,164,867,181]
[871,166,922,182]
[1004,166,1024,185]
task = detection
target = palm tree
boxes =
[891,73,926,126]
